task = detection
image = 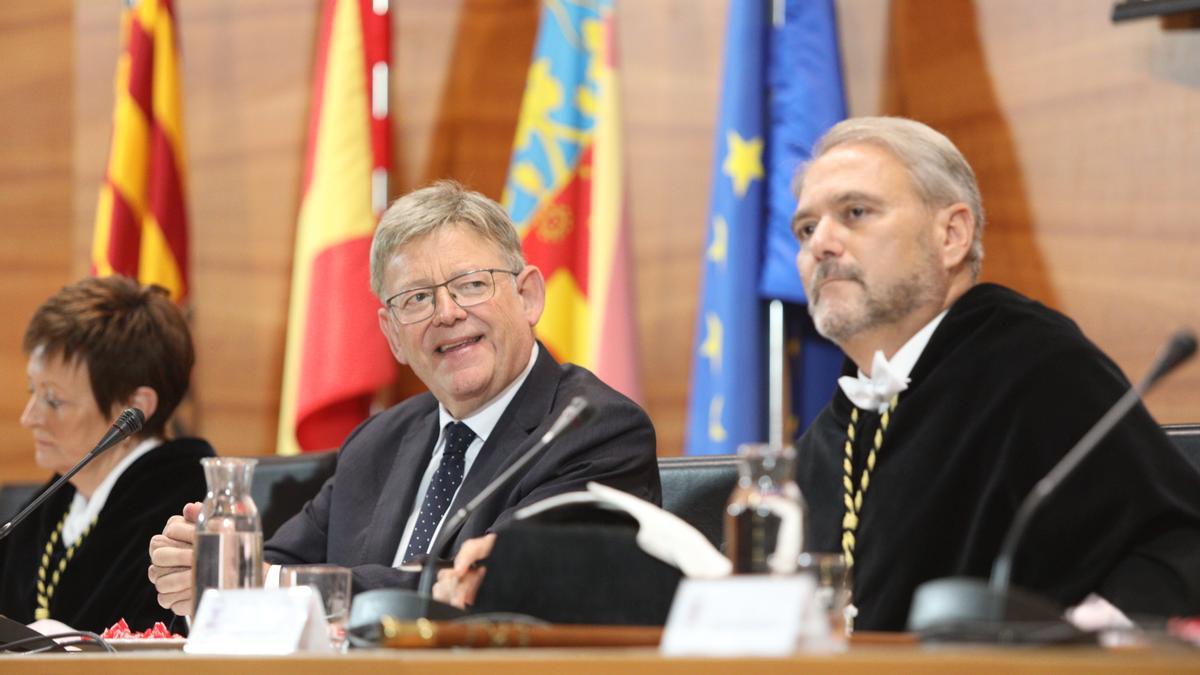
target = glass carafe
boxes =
[193,457,263,614]
[724,443,805,574]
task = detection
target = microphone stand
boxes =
[347,397,592,642]
[906,330,1196,642]
[416,396,593,596]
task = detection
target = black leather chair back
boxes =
[6,424,1188,545]
[250,450,338,539]
[657,454,739,550]
[0,482,39,525]
[1164,424,1200,473]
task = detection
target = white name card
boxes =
[184,587,331,655]
[661,575,827,657]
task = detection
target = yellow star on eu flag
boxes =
[708,395,728,443]
[722,130,764,197]
[706,215,727,265]
[699,311,723,375]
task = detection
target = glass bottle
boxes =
[193,457,264,614]
[724,443,805,574]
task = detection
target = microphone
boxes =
[347,397,593,639]
[990,330,1196,591]
[0,408,144,541]
[907,330,1196,642]
[1135,329,1197,390]
[417,395,595,594]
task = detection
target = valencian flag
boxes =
[502,0,641,402]
[276,0,395,454]
[92,0,190,303]
[685,0,845,455]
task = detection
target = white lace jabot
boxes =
[837,311,947,413]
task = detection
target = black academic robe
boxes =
[796,283,1200,631]
[0,438,213,633]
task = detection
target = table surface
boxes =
[2,645,1199,675]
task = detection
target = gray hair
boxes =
[369,180,526,298]
[796,117,985,278]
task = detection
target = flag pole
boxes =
[768,299,785,448]
[767,0,785,450]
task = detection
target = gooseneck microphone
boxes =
[417,396,594,595]
[0,407,145,541]
[990,330,1197,592]
[347,397,594,640]
[907,330,1196,641]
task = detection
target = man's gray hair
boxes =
[370,180,526,299]
[796,117,985,278]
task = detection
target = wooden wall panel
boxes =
[415,0,539,194]
[857,0,1200,420]
[0,0,1197,484]
[620,0,727,454]
[0,2,74,482]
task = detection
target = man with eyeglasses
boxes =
[147,181,659,614]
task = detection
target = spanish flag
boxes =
[276,0,396,454]
[91,0,189,303]
[502,0,640,402]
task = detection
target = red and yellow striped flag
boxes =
[502,0,640,401]
[92,0,189,302]
[276,0,396,454]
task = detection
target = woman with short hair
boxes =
[0,276,214,632]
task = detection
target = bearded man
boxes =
[790,117,1200,631]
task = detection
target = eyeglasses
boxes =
[384,268,520,325]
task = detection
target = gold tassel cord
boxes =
[839,394,900,574]
[34,511,98,621]
[838,393,900,632]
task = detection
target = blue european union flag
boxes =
[762,0,848,435]
[686,0,847,455]
[684,1,768,455]
[760,0,847,303]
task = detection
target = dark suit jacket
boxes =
[264,345,660,592]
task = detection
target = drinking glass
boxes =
[797,552,853,642]
[281,565,353,652]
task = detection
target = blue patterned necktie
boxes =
[402,421,475,564]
